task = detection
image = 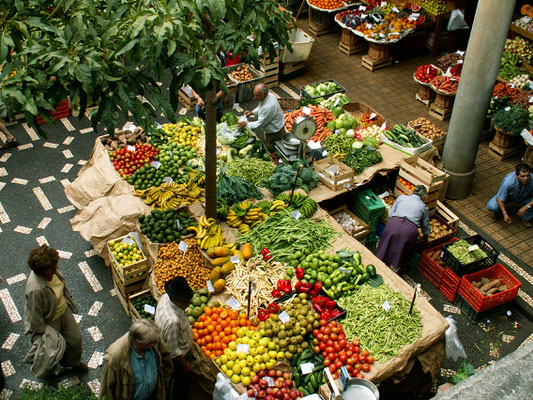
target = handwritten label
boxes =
[279,311,290,324]
[334,97,340,107]
[509,83,515,88]
[380,1,387,6]
[468,244,480,252]
[207,280,215,293]
[128,125,136,133]
[381,122,387,130]
[163,176,173,183]
[176,219,182,230]
[127,145,136,152]
[122,237,135,246]
[301,362,314,375]
[237,344,250,354]
[366,23,373,29]
[155,122,162,129]
[412,13,420,18]
[178,240,188,256]
[291,210,302,220]
[392,7,399,12]
[382,301,391,313]
[335,129,342,134]
[408,15,417,22]
[529,95,533,103]
[456,50,465,56]
[230,255,240,265]
[322,150,328,157]
[265,377,275,387]
[151,161,161,169]
[144,304,156,315]
[343,183,351,189]
[302,106,312,115]
[226,297,241,310]
[505,107,511,111]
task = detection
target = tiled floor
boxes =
[288,18,532,268]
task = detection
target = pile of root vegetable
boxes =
[471,278,509,297]
[100,127,148,151]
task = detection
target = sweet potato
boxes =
[481,279,501,292]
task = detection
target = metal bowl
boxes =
[282,132,301,149]
[342,378,379,400]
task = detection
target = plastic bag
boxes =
[444,316,467,361]
[447,9,469,30]
[216,123,238,145]
[213,373,240,400]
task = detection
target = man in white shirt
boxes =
[237,83,285,151]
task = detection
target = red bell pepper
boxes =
[321,311,332,320]
[271,289,282,298]
[268,303,280,313]
[277,279,285,291]
[330,309,342,318]
[261,248,270,256]
[257,308,269,321]
[281,279,292,293]
[313,302,324,314]
[308,289,317,298]
[295,281,312,294]
[325,299,337,311]
[314,281,323,293]
[314,296,327,306]
[295,267,304,280]
[263,253,272,261]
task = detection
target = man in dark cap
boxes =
[155,276,216,400]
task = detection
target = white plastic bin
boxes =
[280,29,315,63]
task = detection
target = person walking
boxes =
[487,163,533,228]
[23,245,86,378]
[155,276,217,400]
[376,186,431,274]
[237,83,285,152]
[100,319,173,400]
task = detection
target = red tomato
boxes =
[338,339,347,349]
[334,360,343,370]
[333,343,342,352]
[328,353,336,362]
[346,350,353,357]
[361,350,369,358]
[346,357,354,366]
[354,346,361,354]
[346,344,355,353]
[331,325,340,334]
[313,346,320,354]
[322,351,328,358]
[366,356,375,364]
[319,319,327,327]
[328,365,336,373]
[325,346,334,354]
[330,333,338,341]
[355,363,362,371]
[362,363,371,373]
[326,339,333,347]
[345,365,354,374]
[339,354,348,364]
[333,371,339,379]
[352,354,359,364]
[313,329,320,337]
[357,373,365,379]
[323,358,331,367]
[323,327,331,335]
[316,333,323,341]
[319,326,325,333]
[352,339,360,347]
[338,334,345,341]
[319,342,327,352]
[352,368,360,376]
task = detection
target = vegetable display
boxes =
[498,64,529,82]
[217,172,264,206]
[491,105,530,135]
[504,37,533,63]
[226,158,276,185]
[436,52,463,70]
[101,126,148,151]
[139,208,196,243]
[446,239,488,264]
[284,105,335,143]
[470,278,509,297]
[238,209,339,263]
[408,117,446,140]
[341,146,383,175]
[229,65,255,82]
[319,93,351,110]
[186,288,213,323]
[109,143,159,178]
[262,161,320,195]
[245,370,304,400]
[332,211,366,236]
[302,81,343,98]
[131,294,158,320]
[384,124,427,148]
[414,64,441,84]
[338,284,423,363]
[322,132,355,158]
[430,75,459,94]
[418,218,453,241]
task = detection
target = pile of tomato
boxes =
[109,143,159,178]
[193,307,255,359]
[312,320,374,379]
[414,64,441,84]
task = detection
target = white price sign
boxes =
[207,280,215,293]
[279,311,290,324]
[381,122,387,130]
[122,237,135,246]
[291,210,302,220]
[468,245,480,252]
[163,176,173,183]
[265,377,275,387]
[457,59,463,64]
[456,50,465,56]
[127,145,136,152]
[302,106,312,115]
[226,297,241,310]
[411,13,420,18]
[128,125,136,133]
[369,113,377,120]
[237,344,250,354]
[150,161,161,169]
[176,219,182,230]
[378,191,390,199]
[335,129,342,134]
[300,362,314,375]
[358,5,366,11]
[230,255,240,265]
[144,304,156,315]
[339,267,351,276]
[178,240,188,257]
[382,300,391,313]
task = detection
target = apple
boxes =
[285,379,293,388]
[248,389,256,398]
[266,388,273,395]
[258,370,267,378]
[257,390,266,399]
[265,395,273,400]
[282,372,291,380]
[275,390,284,400]
[268,370,277,378]
[289,390,299,399]
[259,379,268,390]
[274,379,284,389]
[276,370,283,378]
[251,375,260,385]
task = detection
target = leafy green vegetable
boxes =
[221,112,239,126]
[447,240,488,264]
[498,64,529,81]
[341,146,383,175]
[217,172,263,206]
[449,361,476,384]
[262,160,319,195]
[491,105,530,136]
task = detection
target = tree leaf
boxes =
[25,17,61,35]
[200,68,211,87]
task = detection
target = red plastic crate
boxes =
[418,238,458,288]
[439,267,460,302]
[458,264,521,312]
[36,99,70,124]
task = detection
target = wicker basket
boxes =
[492,127,521,149]
[278,97,300,111]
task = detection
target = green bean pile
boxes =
[226,158,276,185]
[237,209,339,262]
[447,239,488,265]
[322,132,355,155]
[338,284,422,363]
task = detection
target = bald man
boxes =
[237,83,285,152]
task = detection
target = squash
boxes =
[210,267,222,283]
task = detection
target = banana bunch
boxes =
[216,198,229,220]
[255,200,273,215]
[134,179,205,210]
[187,216,225,249]
[269,199,288,213]
[226,201,268,233]
[275,193,318,218]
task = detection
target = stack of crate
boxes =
[350,189,387,245]
[259,50,280,89]
[178,86,198,111]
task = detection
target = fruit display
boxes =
[245,369,303,400]
[153,239,211,293]
[274,193,318,219]
[510,74,532,90]
[408,117,446,140]
[418,218,454,241]
[100,126,148,151]
[383,124,427,148]
[138,208,196,244]
[226,201,269,234]
[193,307,255,359]
[134,179,205,210]
[229,65,256,82]
[109,238,145,267]
[130,293,158,320]
[413,64,441,84]
[412,0,448,17]
[430,75,459,94]
[308,0,345,11]
[504,37,533,63]
[187,216,226,250]
[513,16,533,34]
[312,320,373,379]
[187,288,214,324]
[158,121,202,148]
[398,177,415,191]
[109,143,159,178]
[355,13,414,42]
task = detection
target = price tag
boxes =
[361,13,367,18]
[178,240,188,257]
[279,311,290,324]
[381,122,387,130]
[155,122,162,129]
[339,267,351,276]
[239,115,248,122]
[408,15,417,22]
[300,362,314,375]
[412,13,420,18]
[506,310,512,317]
[122,237,135,246]
[226,297,241,310]
[343,183,351,189]
[335,129,343,134]
[144,304,156,315]
[176,219,182,230]
[509,83,515,88]
[468,244,480,252]
[233,103,240,110]
[163,176,173,183]
[366,23,373,29]
[392,7,399,12]
[207,280,215,293]
[151,161,161,169]
[127,145,136,152]
[128,125,136,133]
[440,251,444,258]
[456,50,465,56]
[322,150,328,157]
[265,377,275,387]
[382,300,391,313]
[505,106,511,111]
[237,344,250,354]
[529,95,533,103]
[369,113,377,120]
[379,33,386,38]
[457,59,463,64]
[291,210,302,220]
[302,106,312,115]
[450,78,457,82]
[378,191,390,199]
[380,1,387,6]
[358,5,366,11]
[230,255,240,264]
[334,97,340,107]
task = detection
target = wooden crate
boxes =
[429,103,452,121]
[313,156,355,191]
[362,55,392,72]
[263,74,279,89]
[328,205,370,242]
[308,7,336,37]
[128,289,156,320]
[342,102,382,121]
[488,142,524,161]
[112,266,146,299]
[107,234,150,287]
[281,61,306,75]
[113,280,130,316]
[178,88,197,111]
[397,156,449,200]
[338,41,367,56]
[433,200,459,229]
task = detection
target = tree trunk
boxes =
[204,88,217,219]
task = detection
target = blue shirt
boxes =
[130,346,158,400]
[389,194,431,235]
[496,172,533,203]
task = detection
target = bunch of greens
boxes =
[341,145,383,175]
[449,361,476,384]
[487,96,511,118]
[322,132,355,155]
[498,64,529,81]
[262,160,320,195]
[447,239,489,264]
[491,105,530,135]
[217,172,263,206]
[226,157,276,185]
